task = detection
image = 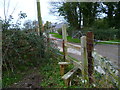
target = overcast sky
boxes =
[0,0,63,24]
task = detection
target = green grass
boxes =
[50,33,120,45]
[53,34,62,39]
[39,52,118,88]
[67,36,80,43]
[51,33,80,43]
[96,41,120,45]
[2,61,40,88]
[3,66,29,87]
[3,71,23,87]
[39,54,85,88]
[109,40,120,42]
[49,32,57,34]
[39,57,66,88]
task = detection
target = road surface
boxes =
[50,34,119,67]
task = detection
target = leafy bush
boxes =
[67,27,76,37]
[92,19,109,29]
[93,28,118,40]
[81,27,120,40]
[2,29,60,87]
[2,30,47,71]
[116,29,120,39]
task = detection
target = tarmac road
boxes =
[50,34,119,67]
[94,44,119,67]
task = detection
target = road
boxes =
[50,34,119,67]
[94,44,119,66]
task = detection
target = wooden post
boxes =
[47,37,50,53]
[65,79,71,87]
[62,24,67,61]
[118,44,120,89]
[36,0,42,36]
[86,32,94,83]
[81,36,89,83]
[0,21,2,89]
[63,40,65,61]
[58,62,70,76]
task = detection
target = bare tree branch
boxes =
[6,0,11,18]
[4,0,6,22]
[10,3,18,16]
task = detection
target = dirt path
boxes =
[9,68,42,88]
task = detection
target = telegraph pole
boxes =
[36,0,42,36]
[36,0,44,58]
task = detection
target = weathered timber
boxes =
[63,40,65,61]
[67,43,81,51]
[62,67,79,87]
[58,62,70,76]
[81,36,89,82]
[86,32,94,83]
[62,24,68,61]
[67,56,82,70]
[36,0,42,35]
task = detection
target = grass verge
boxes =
[51,33,80,43]
[50,33,120,45]
[96,41,120,45]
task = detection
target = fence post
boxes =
[62,40,65,61]
[81,36,89,83]
[86,32,94,84]
[0,21,2,89]
[62,24,67,61]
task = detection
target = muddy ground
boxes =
[9,68,42,88]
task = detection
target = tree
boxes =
[1,0,27,30]
[23,20,35,30]
[58,2,79,29]
[50,2,120,30]
[102,2,116,28]
[44,21,52,31]
[99,2,120,29]
[114,2,120,29]
[58,2,100,29]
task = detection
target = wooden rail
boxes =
[62,67,79,87]
[67,43,81,51]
